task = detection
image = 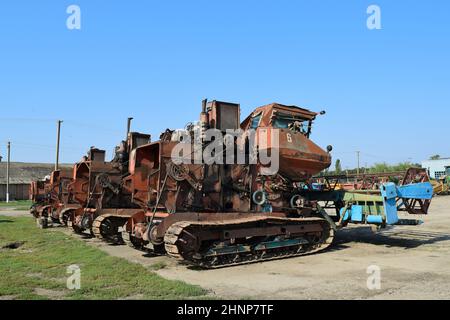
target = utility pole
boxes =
[356,151,361,178]
[55,120,63,171]
[6,141,11,203]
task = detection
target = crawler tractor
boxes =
[30,178,50,218]
[30,168,73,228]
[113,100,433,268]
[66,132,151,242]
[30,99,433,269]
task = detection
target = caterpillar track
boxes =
[164,216,335,269]
[92,214,128,244]
[121,225,147,250]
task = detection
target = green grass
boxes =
[0,215,207,300]
[148,262,168,271]
[0,200,32,210]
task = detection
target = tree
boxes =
[371,162,390,173]
[335,159,342,174]
[430,155,441,160]
[392,161,415,172]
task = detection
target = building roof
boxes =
[0,162,72,184]
[422,158,450,163]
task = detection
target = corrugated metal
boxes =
[0,184,30,201]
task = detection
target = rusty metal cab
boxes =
[241,103,331,181]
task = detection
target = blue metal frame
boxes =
[342,181,433,226]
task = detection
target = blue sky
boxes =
[0,0,449,169]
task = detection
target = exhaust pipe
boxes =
[126,117,133,140]
[200,99,209,144]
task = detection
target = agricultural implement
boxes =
[431,167,450,196]
[29,99,434,269]
[66,132,150,242]
[317,171,407,191]
[302,168,433,229]
[107,100,434,268]
[30,168,73,228]
[30,178,49,217]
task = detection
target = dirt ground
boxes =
[4,196,450,300]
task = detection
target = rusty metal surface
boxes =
[398,168,432,215]
[27,99,434,268]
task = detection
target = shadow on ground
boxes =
[336,227,450,249]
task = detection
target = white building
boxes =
[422,158,450,179]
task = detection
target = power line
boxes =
[64,120,124,135]
[6,142,87,153]
[0,118,125,135]
[0,118,57,123]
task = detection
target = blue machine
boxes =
[340,182,433,227]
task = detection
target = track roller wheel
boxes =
[164,222,198,261]
[163,217,335,269]
[69,222,84,235]
[36,217,48,229]
[92,215,123,244]
[122,228,147,250]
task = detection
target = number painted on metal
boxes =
[287,133,292,143]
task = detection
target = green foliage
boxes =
[367,161,420,173]
[325,161,421,176]
[335,159,342,174]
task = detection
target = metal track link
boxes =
[121,225,147,250]
[92,214,124,244]
[165,222,193,260]
[164,218,335,269]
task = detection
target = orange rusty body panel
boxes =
[29,179,48,203]
[242,103,331,181]
[122,102,332,220]
[30,168,75,220]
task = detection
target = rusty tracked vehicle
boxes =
[66,132,150,242]
[29,100,433,269]
[30,178,50,219]
[115,100,432,268]
[30,168,74,228]
[104,100,337,268]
